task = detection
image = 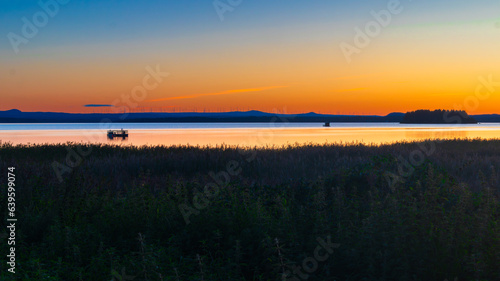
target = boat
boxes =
[107,129,128,137]
[323,122,330,127]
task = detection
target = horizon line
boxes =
[1,108,498,116]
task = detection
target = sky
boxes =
[1,0,500,114]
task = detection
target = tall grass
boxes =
[0,139,499,280]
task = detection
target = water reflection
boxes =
[107,135,128,141]
[405,129,468,140]
[1,124,500,147]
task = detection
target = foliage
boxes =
[0,139,499,280]
[401,110,477,124]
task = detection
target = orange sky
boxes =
[2,1,500,115]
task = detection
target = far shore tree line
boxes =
[401,109,478,124]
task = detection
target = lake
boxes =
[2,123,500,147]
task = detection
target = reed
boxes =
[0,139,499,280]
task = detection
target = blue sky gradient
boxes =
[2,0,500,114]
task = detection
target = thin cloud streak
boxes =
[147,86,288,102]
[84,104,113,107]
[334,88,369,93]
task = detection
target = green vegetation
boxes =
[0,139,499,281]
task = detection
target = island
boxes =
[400,109,478,124]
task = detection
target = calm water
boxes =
[2,123,500,147]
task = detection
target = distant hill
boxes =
[472,114,500,123]
[1,109,499,123]
[0,109,404,123]
[401,110,478,124]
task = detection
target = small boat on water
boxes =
[323,122,330,127]
[107,129,128,137]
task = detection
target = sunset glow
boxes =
[1,1,500,114]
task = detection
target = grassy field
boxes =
[0,139,499,281]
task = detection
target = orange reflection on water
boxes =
[2,126,500,147]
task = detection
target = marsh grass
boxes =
[0,139,499,280]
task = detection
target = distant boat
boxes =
[323,122,330,127]
[107,129,128,137]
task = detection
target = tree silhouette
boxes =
[401,109,477,124]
